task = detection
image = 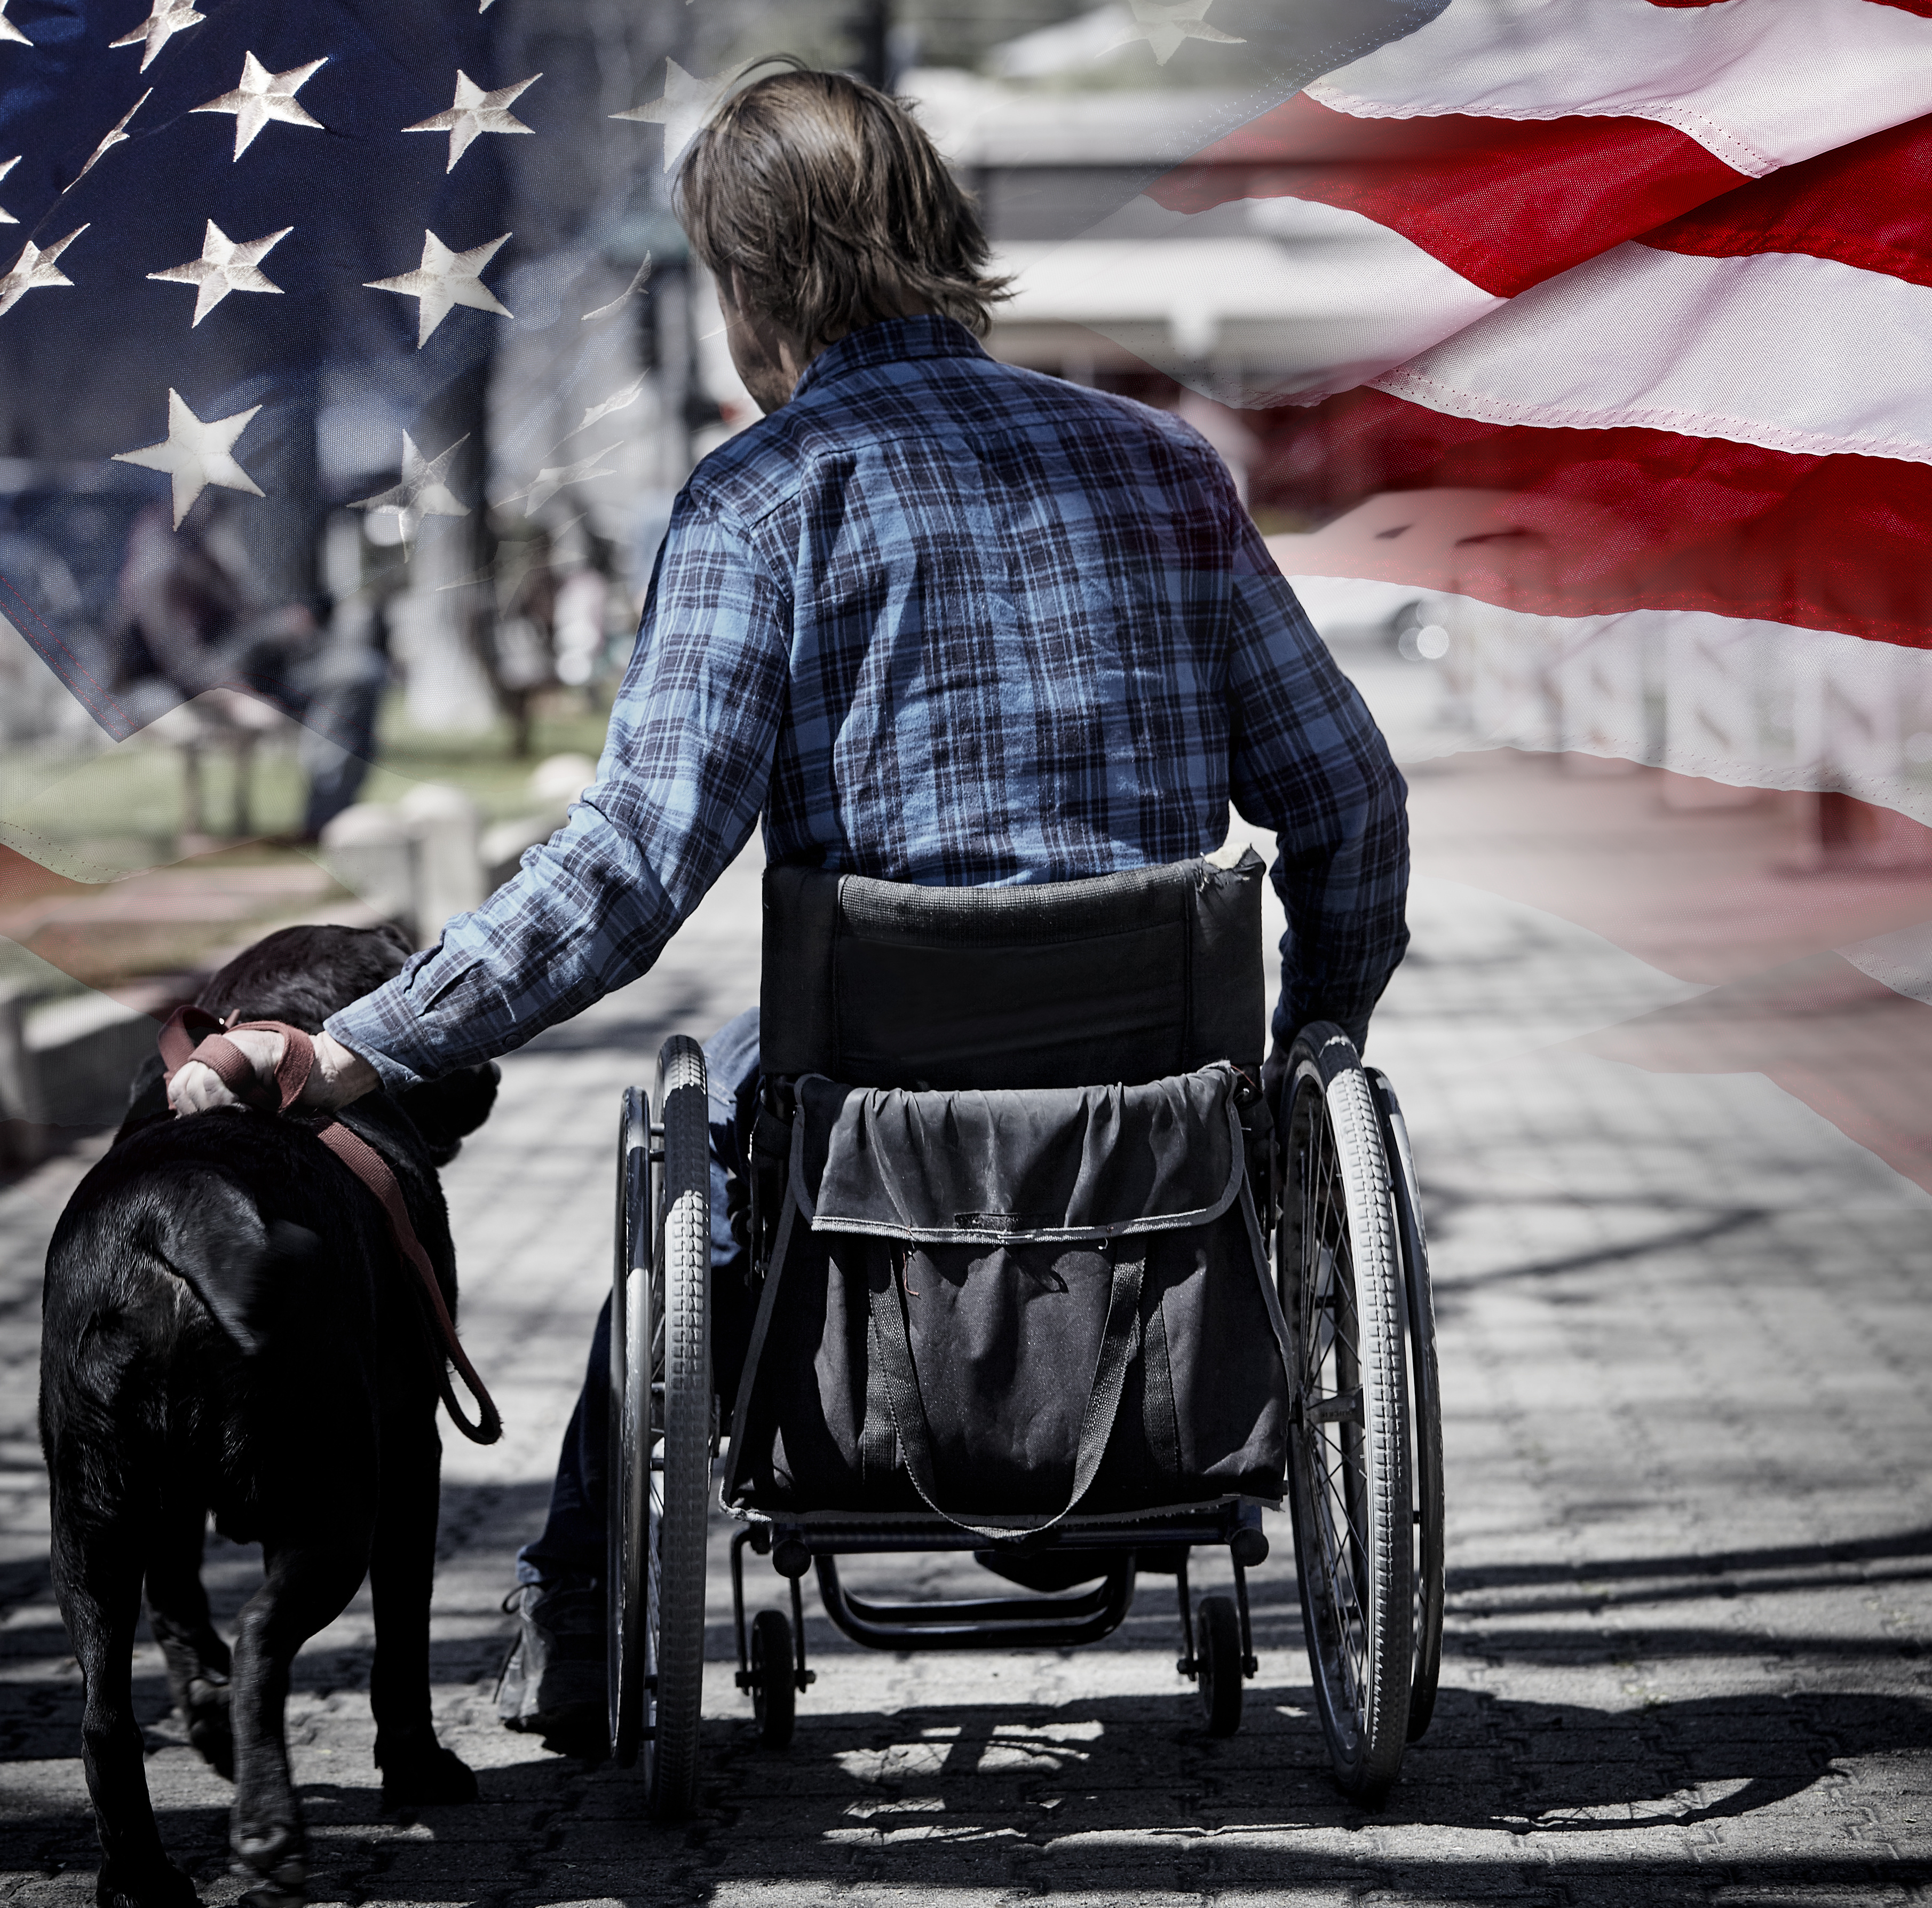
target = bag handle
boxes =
[866,1241,1144,1543]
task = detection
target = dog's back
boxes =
[42,1111,395,1547]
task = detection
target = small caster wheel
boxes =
[751,1608,796,1749]
[1195,1593,1244,1737]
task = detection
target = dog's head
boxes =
[196,921,414,1032]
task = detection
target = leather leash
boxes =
[159,1006,503,1445]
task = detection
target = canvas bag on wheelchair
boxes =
[723,851,1291,1533]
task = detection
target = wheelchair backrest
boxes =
[759,849,1265,1090]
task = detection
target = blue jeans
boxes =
[516,1007,762,1588]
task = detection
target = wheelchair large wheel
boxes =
[1370,1068,1445,1742]
[1281,1025,1413,1806]
[637,1042,715,1815]
[607,1087,651,1768]
[643,1035,712,1820]
[608,1041,712,1816]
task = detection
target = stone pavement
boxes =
[4,805,1931,1907]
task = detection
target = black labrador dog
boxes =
[40,923,500,1908]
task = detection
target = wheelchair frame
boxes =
[608,1020,1443,1820]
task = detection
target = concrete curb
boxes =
[0,899,386,1167]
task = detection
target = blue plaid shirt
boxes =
[329,315,1408,1089]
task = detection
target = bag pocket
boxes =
[725,1066,1289,1530]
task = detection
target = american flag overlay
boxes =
[0,1,520,740]
[1138,0,1932,819]
[1109,0,1932,1191]
[5,0,1932,1187]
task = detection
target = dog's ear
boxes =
[369,919,415,959]
[147,1177,319,1356]
[115,1052,171,1146]
[398,1062,500,1166]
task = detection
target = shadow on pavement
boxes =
[5,1685,1923,1904]
[7,1518,1926,1903]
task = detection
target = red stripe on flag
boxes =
[1255,391,1932,648]
[1640,113,1932,289]
[1148,95,1745,297]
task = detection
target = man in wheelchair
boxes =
[169,65,1409,1756]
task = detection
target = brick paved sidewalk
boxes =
[4,829,1930,1907]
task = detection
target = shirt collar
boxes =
[789,313,988,402]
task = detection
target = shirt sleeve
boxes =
[1220,495,1410,1055]
[324,496,791,1091]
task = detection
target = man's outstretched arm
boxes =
[169,500,790,1116]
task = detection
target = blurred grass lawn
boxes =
[1,689,614,997]
[1,689,614,884]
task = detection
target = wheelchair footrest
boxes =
[814,1556,1136,1653]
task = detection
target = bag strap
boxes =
[866,1240,1144,1543]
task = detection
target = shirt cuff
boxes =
[324,937,513,1095]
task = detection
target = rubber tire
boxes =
[1195,1594,1244,1738]
[643,1035,712,1823]
[1369,1068,1445,1743]
[608,1086,651,1768]
[749,1609,797,1750]
[1281,1023,1413,1807]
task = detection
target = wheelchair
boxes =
[607,850,1443,1820]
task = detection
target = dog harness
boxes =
[158,1007,503,1445]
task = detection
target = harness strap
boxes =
[159,1006,503,1445]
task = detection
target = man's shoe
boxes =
[496,1579,607,1754]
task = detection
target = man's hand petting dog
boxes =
[167,1027,380,1117]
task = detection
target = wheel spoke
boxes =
[1307,1445,1368,1711]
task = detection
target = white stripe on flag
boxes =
[999,198,1503,403]
[1368,241,1932,465]
[1290,585,1932,829]
[1310,0,1932,174]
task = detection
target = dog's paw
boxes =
[378,1741,478,1807]
[231,1832,305,1908]
[184,1677,234,1780]
[96,1854,198,1908]
[230,1854,305,1908]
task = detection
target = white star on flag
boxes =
[0,227,86,318]
[572,375,646,434]
[148,219,290,326]
[0,0,33,46]
[509,446,620,512]
[612,60,727,172]
[112,389,264,528]
[404,69,541,173]
[77,91,151,180]
[581,253,651,323]
[365,229,512,347]
[193,53,327,161]
[1111,0,1244,66]
[0,155,18,226]
[351,433,469,548]
[111,0,206,72]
